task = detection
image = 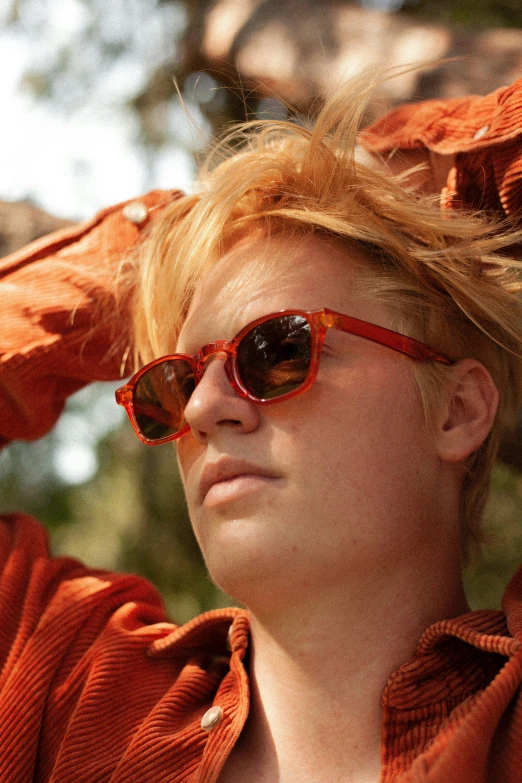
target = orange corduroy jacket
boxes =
[2,82,522,782]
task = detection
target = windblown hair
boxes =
[130,73,522,554]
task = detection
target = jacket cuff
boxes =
[359,78,522,216]
[0,189,181,446]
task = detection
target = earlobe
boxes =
[436,359,499,463]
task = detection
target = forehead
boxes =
[177,233,385,351]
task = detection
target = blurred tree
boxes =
[402,0,522,29]
[176,0,522,125]
[0,199,72,256]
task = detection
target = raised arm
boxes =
[0,189,180,447]
[359,77,522,217]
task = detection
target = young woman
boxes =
[2,75,522,782]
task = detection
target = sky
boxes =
[0,0,198,220]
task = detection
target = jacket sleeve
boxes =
[359,78,522,217]
[0,189,181,447]
[0,512,179,781]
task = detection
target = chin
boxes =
[197,519,297,609]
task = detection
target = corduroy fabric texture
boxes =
[0,513,521,782]
[2,81,522,781]
[0,189,181,447]
[360,77,522,218]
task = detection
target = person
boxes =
[2,73,522,783]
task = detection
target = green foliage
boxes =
[402,0,522,29]
[465,461,522,610]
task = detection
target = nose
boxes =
[183,354,261,443]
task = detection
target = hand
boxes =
[356,145,455,196]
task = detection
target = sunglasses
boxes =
[115,308,452,445]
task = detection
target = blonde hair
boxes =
[129,73,522,553]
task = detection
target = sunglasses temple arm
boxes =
[328,312,452,365]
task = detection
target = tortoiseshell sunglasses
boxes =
[115,308,452,445]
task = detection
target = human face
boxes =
[175,234,444,612]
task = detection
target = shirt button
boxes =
[122,200,149,225]
[227,623,233,651]
[473,125,489,140]
[201,705,224,732]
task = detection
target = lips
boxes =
[199,458,282,504]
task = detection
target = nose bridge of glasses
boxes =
[196,341,234,375]
[319,310,336,328]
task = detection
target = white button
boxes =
[473,125,489,140]
[201,705,224,732]
[122,201,149,225]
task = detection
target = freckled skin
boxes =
[175,233,449,615]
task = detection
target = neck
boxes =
[221,546,469,783]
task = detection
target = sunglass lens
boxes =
[134,359,195,441]
[237,314,312,400]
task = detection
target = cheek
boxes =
[274,369,435,564]
[282,363,431,493]
[175,437,200,491]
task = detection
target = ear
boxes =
[435,359,499,463]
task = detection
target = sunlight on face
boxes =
[175,233,444,613]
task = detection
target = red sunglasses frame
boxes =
[115,308,452,445]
